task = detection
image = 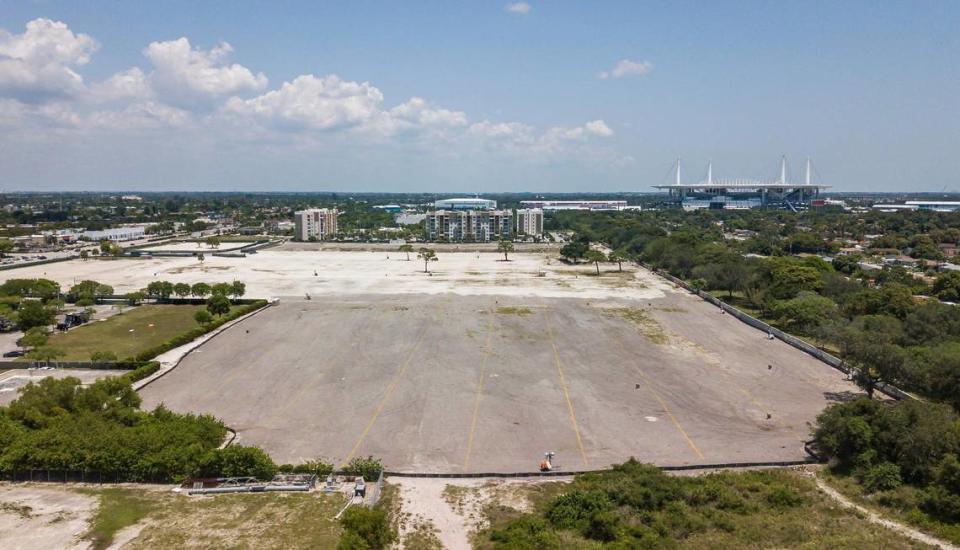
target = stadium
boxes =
[655,157,829,211]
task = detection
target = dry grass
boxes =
[604,307,670,344]
[495,306,533,316]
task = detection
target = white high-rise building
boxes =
[516,208,544,237]
[294,208,338,241]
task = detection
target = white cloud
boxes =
[585,119,613,136]
[0,18,98,101]
[89,67,150,102]
[505,2,532,15]
[223,74,383,131]
[144,38,266,107]
[88,101,191,130]
[598,59,653,80]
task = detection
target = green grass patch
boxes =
[80,488,160,550]
[40,305,205,361]
[72,486,347,549]
[495,306,533,316]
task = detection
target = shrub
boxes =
[546,490,611,530]
[488,517,560,549]
[343,456,384,481]
[863,463,902,493]
[290,458,334,477]
[338,506,396,550]
[194,445,276,480]
[90,350,118,362]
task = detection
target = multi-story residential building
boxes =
[515,208,544,237]
[426,210,512,242]
[294,208,338,241]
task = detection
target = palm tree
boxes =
[417,248,438,273]
[399,244,414,261]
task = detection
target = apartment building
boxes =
[515,208,544,237]
[426,210,513,242]
[294,208,339,241]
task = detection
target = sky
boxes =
[0,1,957,193]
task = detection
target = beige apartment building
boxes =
[515,208,544,237]
[293,208,338,241]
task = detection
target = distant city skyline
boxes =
[0,1,957,192]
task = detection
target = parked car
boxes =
[3,350,25,358]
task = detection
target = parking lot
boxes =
[140,286,859,473]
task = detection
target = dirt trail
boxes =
[813,474,957,550]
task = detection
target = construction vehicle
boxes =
[539,451,556,472]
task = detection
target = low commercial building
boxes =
[83,226,146,242]
[434,197,497,210]
[516,208,544,237]
[294,208,339,241]
[426,210,512,242]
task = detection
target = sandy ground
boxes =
[0,368,119,406]
[391,476,558,550]
[139,258,859,472]
[0,484,95,550]
[0,251,666,301]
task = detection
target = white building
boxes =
[83,226,146,242]
[294,208,339,241]
[519,200,627,211]
[434,198,497,210]
[516,208,544,237]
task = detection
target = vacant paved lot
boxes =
[140,284,859,473]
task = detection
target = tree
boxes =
[194,310,213,326]
[205,236,222,249]
[69,280,113,302]
[79,250,89,261]
[173,283,192,299]
[584,250,607,276]
[229,281,246,301]
[560,241,589,263]
[197,252,205,263]
[773,291,838,334]
[125,291,146,305]
[16,301,53,330]
[497,239,515,261]
[18,327,49,351]
[146,281,174,300]
[0,239,14,258]
[191,282,212,298]
[417,248,438,273]
[398,244,414,261]
[28,346,65,363]
[933,272,960,302]
[211,282,232,296]
[207,294,231,317]
[607,249,629,272]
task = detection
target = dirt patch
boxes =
[0,484,97,550]
[603,306,670,344]
[494,306,533,316]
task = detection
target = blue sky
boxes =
[0,1,957,192]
